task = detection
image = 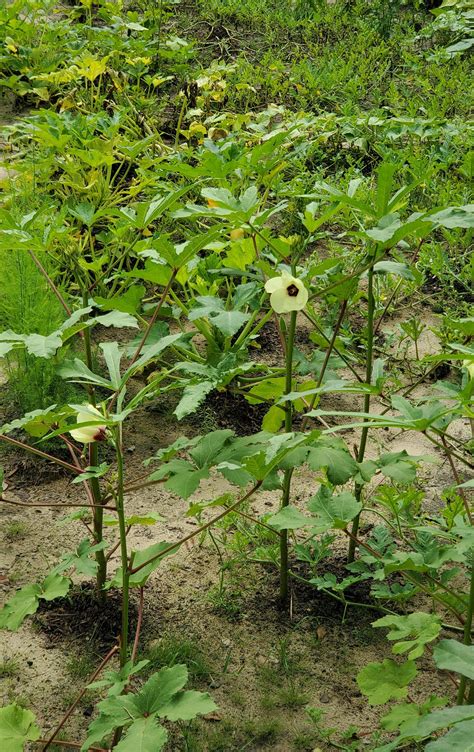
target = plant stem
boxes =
[89,442,107,596]
[130,483,262,576]
[301,299,348,430]
[41,646,118,751]
[36,742,106,752]
[115,428,130,667]
[131,587,144,664]
[0,434,81,474]
[28,250,72,318]
[348,265,374,564]
[81,291,107,594]
[280,310,297,603]
[0,496,116,511]
[441,436,473,524]
[457,555,474,704]
[128,269,178,368]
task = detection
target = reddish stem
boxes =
[41,645,118,751]
[131,587,144,663]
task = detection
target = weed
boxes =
[4,521,28,541]
[65,651,97,680]
[0,656,20,678]
[143,634,212,682]
[207,585,243,621]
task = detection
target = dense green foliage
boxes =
[0,0,473,750]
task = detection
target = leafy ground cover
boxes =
[0,0,473,750]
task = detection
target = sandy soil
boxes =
[1,310,470,751]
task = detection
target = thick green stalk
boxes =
[457,554,474,704]
[348,265,375,564]
[115,430,130,668]
[89,443,106,596]
[280,310,297,603]
[82,291,107,593]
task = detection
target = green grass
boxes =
[65,651,97,680]
[3,521,28,541]
[142,634,213,683]
[0,656,20,678]
[0,246,75,414]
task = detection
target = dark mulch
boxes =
[34,583,138,651]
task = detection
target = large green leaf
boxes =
[114,717,168,752]
[24,332,63,358]
[158,690,217,721]
[94,311,139,329]
[428,205,474,229]
[210,310,250,337]
[110,541,177,589]
[268,505,311,531]
[378,451,418,484]
[59,358,114,389]
[306,441,358,485]
[189,430,234,468]
[100,342,122,389]
[381,695,448,735]
[434,640,474,680]
[125,333,183,376]
[399,705,474,741]
[94,288,145,315]
[307,487,362,531]
[373,612,442,660]
[174,381,214,420]
[426,719,474,751]
[0,704,41,752]
[39,573,71,601]
[135,665,188,715]
[149,459,210,499]
[0,585,41,631]
[82,696,137,751]
[357,659,417,705]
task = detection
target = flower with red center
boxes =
[69,405,107,444]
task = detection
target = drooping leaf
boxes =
[261,404,285,433]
